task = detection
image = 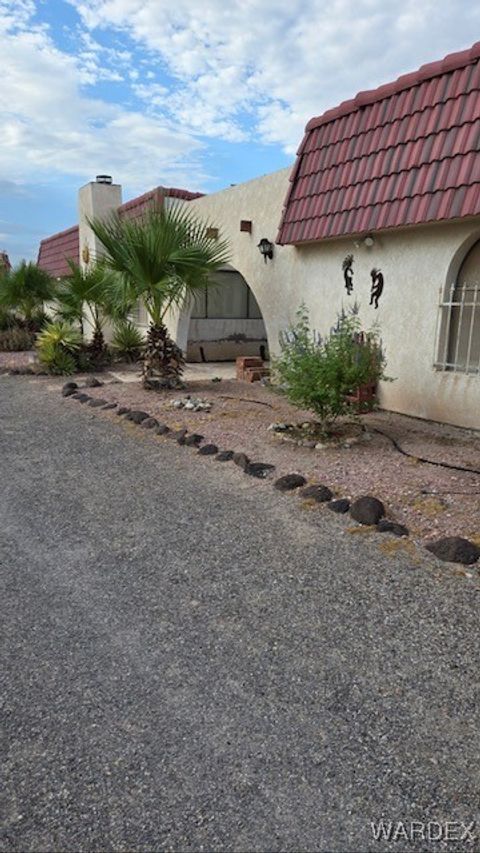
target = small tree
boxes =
[56,260,124,362]
[274,304,389,434]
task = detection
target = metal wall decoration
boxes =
[342,254,354,294]
[369,268,384,309]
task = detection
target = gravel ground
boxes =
[2,376,480,853]
[74,375,480,545]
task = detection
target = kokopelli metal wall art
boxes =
[342,254,354,294]
[369,268,384,309]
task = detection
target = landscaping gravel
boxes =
[76,377,480,545]
[2,376,480,852]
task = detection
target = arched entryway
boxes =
[186,266,269,362]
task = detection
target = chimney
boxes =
[78,176,122,269]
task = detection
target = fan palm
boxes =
[0,261,56,326]
[89,202,230,387]
[56,260,125,359]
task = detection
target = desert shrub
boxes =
[0,308,15,331]
[36,321,82,375]
[44,348,77,375]
[0,327,35,351]
[112,320,145,362]
[274,304,389,434]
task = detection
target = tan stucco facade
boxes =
[76,171,479,430]
[166,168,479,430]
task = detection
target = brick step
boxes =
[236,356,264,381]
[244,367,271,383]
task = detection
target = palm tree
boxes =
[89,202,230,388]
[0,261,56,327]
[56,260,126,360]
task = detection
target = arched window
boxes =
[435,240,480,374]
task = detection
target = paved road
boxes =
[1,378,479,852]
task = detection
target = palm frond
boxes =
[88,200,230,322]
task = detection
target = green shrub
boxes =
[0,308,15,331]
[0,327,35,351]
[45,348,77,375]
[112,320,145,362]
[274,304,390,434]
[36,321,82,375]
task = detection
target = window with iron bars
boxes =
[434,281,480,374]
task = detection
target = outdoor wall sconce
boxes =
[257,238,274,262]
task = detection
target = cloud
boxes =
[0,2,207,193]
[0,180,32,198]
[70,0,480,152]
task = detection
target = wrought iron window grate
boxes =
[434,282,480,374]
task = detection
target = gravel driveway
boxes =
[1,377,479,852]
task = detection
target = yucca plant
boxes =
[36,321,82,375]
[89,201,230,388]
[112,320,145,363]
[0,261,56,324]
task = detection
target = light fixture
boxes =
[364,234,374,247]
[257,238,274,262]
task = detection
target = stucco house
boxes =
[38,42,480,430]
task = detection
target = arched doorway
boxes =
[437,239,480,373]
[186,266,269,362]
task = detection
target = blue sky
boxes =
[1,0,478,264]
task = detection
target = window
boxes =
[435,240,480,374]
[190,270,262,320]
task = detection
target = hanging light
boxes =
[257,238,274,263]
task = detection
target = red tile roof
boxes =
[37,186,204,276]
[37,225,79,278]
[277,42,480,245]
[118,186,204,221]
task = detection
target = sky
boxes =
[0,0,478,264]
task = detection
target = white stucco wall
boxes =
[78,180,122,342]
[167,168,480,430]
[78,180,122,269]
